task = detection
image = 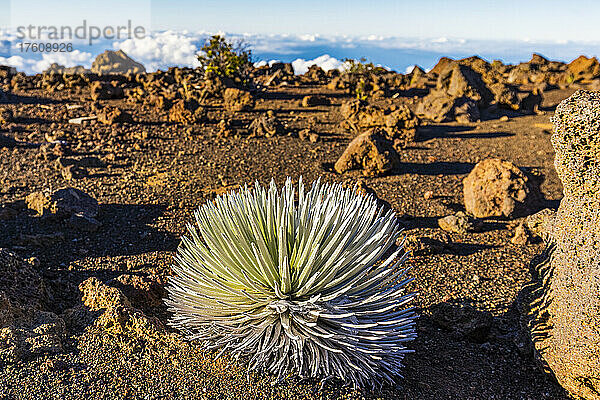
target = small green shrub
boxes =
[197,35,253,85]
[342,57,377,75]
[341,58,388,99]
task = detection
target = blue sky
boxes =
[2,0,599,41]
[118,0,600,41]
[2,0,600,75]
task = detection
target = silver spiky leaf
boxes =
[165,177,416,389]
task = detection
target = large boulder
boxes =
[341,101,420,147]
[489,83,520,110]
[406,65,428,88]
[26,187,98,219]
[567,55,600,81]
[416,62,494,123]
[91,50,146,75]
[506,54,565,86]
[436,63,493,107]
[462,158,540,218]
[334,128,400,177]
[416,93,479,123]
[523,90,600,400]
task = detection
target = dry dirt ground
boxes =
[0,79,577,399]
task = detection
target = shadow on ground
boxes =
[0,203,178,267]
[418,125,514,141]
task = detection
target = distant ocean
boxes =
[2,30,600,75]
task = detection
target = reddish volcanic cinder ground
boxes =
[1,52,592,399]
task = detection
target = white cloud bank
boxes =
[0,50,92,74]
[291,54,344,75]
[115,30,201,71]
[3,30,600,75]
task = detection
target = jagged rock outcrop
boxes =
[0,250,65,363]
[524,90,600,400]
[567,56,600,81]
[416,63,491,123]
[91,50,146,75]
[340,100,420,148]
[436,63,493,107]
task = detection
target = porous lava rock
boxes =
[524,90,600,400]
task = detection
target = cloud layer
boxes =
[2,29,600,75]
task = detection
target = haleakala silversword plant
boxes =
[165,177,416,390]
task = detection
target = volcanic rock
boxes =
[301,95,330,107]
[340,98,366,120]
[270,62,294,77]
[334,128,400,177]
[303,65,327,84]
[112,274,166,309]
[453,97,481,123]
[97,106,134,125]
[567,55,600,80]
[524,90,600,400]
[489,83,520,110]
[248,111,283,138]
[75,277,162,336]
[0,250,65,363]
[168,99,206,125]
[463,158,540,218]
[407,66,428,88]
[217,119,234,137]
[0,66,16,80]
[298,128,319,142]
[510,222,531,245]
[341,102,420,147]
[438,211,476,234]
[416,93,479,123]
[223,87,254,112]
[79,277,131,311]
[518,89,543,114]
[429,57,455,76]
[91,50,146,75]
[26,187,98,219]
[90,81,124,101]
[436,63,493,107]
